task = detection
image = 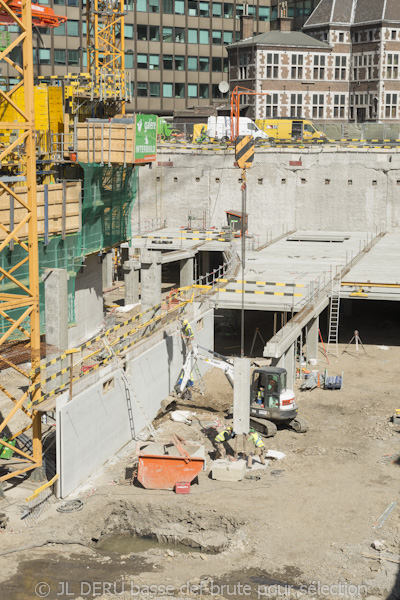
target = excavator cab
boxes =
[250,367,307,437]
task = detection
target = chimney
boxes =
[270,1,292,31]
[239,4,253,40]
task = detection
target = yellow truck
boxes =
[255,118,327,142]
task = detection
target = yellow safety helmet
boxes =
[183,319,189,325]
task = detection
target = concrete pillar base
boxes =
[124,259,140,305]
[140,250,162,313]
[306,316,319,361]
[44,268,68,351]
[211,459,246,481]
[102,252,113,290]
[180,257,194,288]
[233,358,251,434]
[29,464,47,484]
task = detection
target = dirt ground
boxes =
[0,335,399,600]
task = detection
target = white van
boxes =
[207,116,270,141]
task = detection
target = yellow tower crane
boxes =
[0,0,42,485]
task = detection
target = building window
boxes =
[175,27,185,42]
[188,29,198,44]
[137,54,148,68]
[188,56,197,70]
[175,0,185,14]
[368,30,373,41]
[266,93,278,117]
[312,94,324,119]
[175,82,185,98]
[149,0,160,12]
[125,53,134,69]
[163,27,173,42]
[163,0,173,13]
[212,2,222,16]
[199,1,210,16]
[68,20,79,36]
[259,6,269,21]
[54,49,66,65]
[392,30,397,41]
[313,55,325,80]
[223,2,233,18]
[212,56,222,72]
[54,22,66,35]
[334,55,347,80]
[68,50,79,66]
[149,54,160,69]
[38,48,51,64]
[137,0,147,10]
[387,54,399,79]
[223,31,233,45]
[125,24,134,38]
[137,82,148,97]
[291,54,303,79]
[188,0,198,15]
[163,55,172,69]
[333,94,346,118]
[199,29,209,44]
[163,83,173,98]
[212,30,222,45]
[212,83,223,98]
[188,84,198,98]
[266,53,279,78]
[199,56,209,71]
[137,24,147,40]
[385,93,397,118]
[199,83,209,98]
[150,82,160,97]
[291,93,303,117]
[149,25,159,41]
[223,57,228,72]
[338,32,344,42]
[175,55,185,70]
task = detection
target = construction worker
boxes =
[181,319,194,341]
[247,428,266,468]
[215,426,235,460]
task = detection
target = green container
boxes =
[0,437,15,459]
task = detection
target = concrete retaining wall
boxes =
[134,150,400,233]
[57,305,214,497]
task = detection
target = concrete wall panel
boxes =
[69,253,103,347]
[135,152,400,234]
[58,307,214,497]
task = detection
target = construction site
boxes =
[0,0,399,599]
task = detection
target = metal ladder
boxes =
[327,279,341,357]
[103,339,158,441]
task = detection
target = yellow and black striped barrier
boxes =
[134,234,231,242]
[217,289,303,297]
[216,278,304,287]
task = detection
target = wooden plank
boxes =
[0,182,81,241]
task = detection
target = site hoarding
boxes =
[134,114,157,164]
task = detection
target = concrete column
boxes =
[306,316,319,361]
[124,259,140,305]
[140,250,162,312]
[233,357,250,435]
[0,481,5,501]
[271,342,295,391]
[180,257,194,288]
[102,252,113,290]
[44,268,68,351]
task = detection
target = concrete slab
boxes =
[211,458,247,481]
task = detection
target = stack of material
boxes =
[300,372,324,391]
[76,121,135,164]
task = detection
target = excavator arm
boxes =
[174,343,234,397]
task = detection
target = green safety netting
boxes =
[0,163,137,338]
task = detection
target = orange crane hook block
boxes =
[0,1,67,28]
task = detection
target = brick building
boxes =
[228,0,400,122]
